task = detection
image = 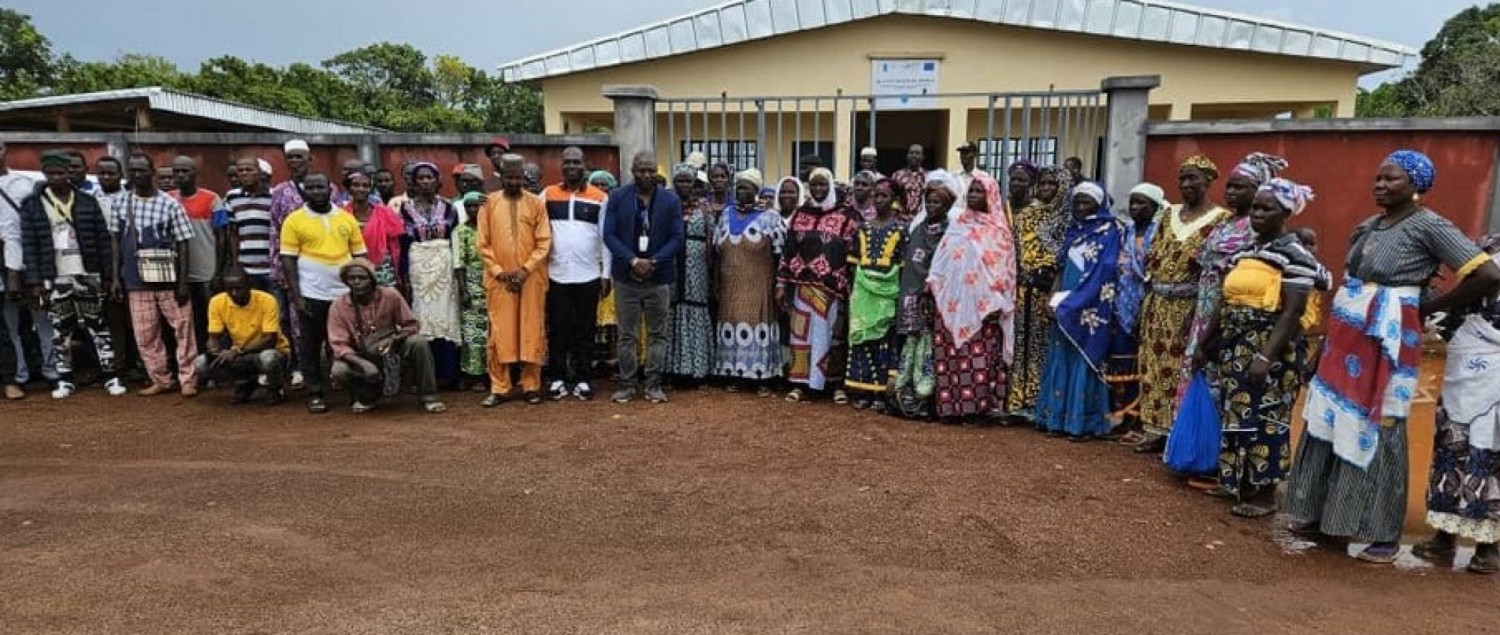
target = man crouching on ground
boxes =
[327,258,447,414]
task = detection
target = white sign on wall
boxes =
[871,59,940,110]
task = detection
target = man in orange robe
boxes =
[478,155,552,406]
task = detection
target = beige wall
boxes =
[538,14,1363,178]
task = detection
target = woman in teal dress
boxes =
[1036,182,1125,441]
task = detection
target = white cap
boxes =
[859,146,878,157]
[283,139,310,154]
[257,159,273,176]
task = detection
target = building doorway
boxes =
[852,109,948,174]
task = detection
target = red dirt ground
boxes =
[0,386,1493,634]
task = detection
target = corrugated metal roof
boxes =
[499,0,1415,82]
[0,87,387,133]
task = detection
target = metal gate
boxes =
[655,88,1107,187]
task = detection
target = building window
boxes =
[678,140,759,171]
[976,137,1058,171]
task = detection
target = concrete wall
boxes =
[539,13,1363,132]
[0,132,618,197]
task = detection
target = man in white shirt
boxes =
[540,146,609,401]
[0,142,58,399]
[954,142,991,199]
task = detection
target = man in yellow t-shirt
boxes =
[192,267,291,404]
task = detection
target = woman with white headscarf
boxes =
[1036,182,1124,440]
[714,168,787,393]
[891,171,961,418]
[927,171,1016,420]
[776,168,863,403]
[668,163,716,383]
[1110,183,1168,444]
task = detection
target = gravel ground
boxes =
[0,386,1492,634]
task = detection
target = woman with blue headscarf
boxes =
[1285,150,1500,565]
[1036,182,1123,440]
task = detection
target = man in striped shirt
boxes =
[226,157,274,289]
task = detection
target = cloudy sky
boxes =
[12,0,1466,86]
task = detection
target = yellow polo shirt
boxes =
[207,290,290,353]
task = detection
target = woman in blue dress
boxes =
[1037,182,1125,441]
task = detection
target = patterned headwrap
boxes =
[588,170,617,189]
[1129,183,1168,214]
[1230,152,1289,186]
[852,170,878,185]
[1259,178,1315,216]
[807,167,838,211]
[1007,158,1040,181]
[1385,149,1435,193]
[672,162,697,178]
[1178,154,1220,180]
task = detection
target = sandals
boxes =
[1066,435,1094,443]
[1230,503,1277,519]
[756,385,773,397]
[725,384,741,393]
[851,399,870,410]
[1133,434,1167,454]
[524,392,544,405]
[785,388,805,403]
[1116,431,1147,446]
[481,394,507,408]
[1187,476,1222,492]
[1355,543,1401,564]
[352,401,375,414]
[307,397,328,414]
[832,390,849,405]
[423,400,448,414]
[1411,538,1457,561]
[1467,550,1500,575]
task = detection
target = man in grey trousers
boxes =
[601,152,684,404]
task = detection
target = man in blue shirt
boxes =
[602,151,684,404]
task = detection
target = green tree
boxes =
[0,8,58,99]
[53,53,188,94]
[1359,4,1500,117]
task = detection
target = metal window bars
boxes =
[655,88,1106,188]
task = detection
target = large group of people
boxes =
[2,136,1499,573]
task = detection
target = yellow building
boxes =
[500,0,1410,179]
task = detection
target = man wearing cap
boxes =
[477,155,552,407]
[279,172,366,414]
[0,142,54,400]
[858,147,882,178]
[170,156,229,356]
[19,150,118,399]
[326,257,446,414]
[452,164,485,223]
[112,153,198,397]
[225,157,276,291]
[954,142,991,201]
[481,137,512,194]
[540,146,608,401]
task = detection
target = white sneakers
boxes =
[52,378,133,399]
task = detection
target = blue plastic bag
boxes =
[1162,371,1222,474]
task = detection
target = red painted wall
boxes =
[1145,130,1497,286]
[6,143,620,197]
